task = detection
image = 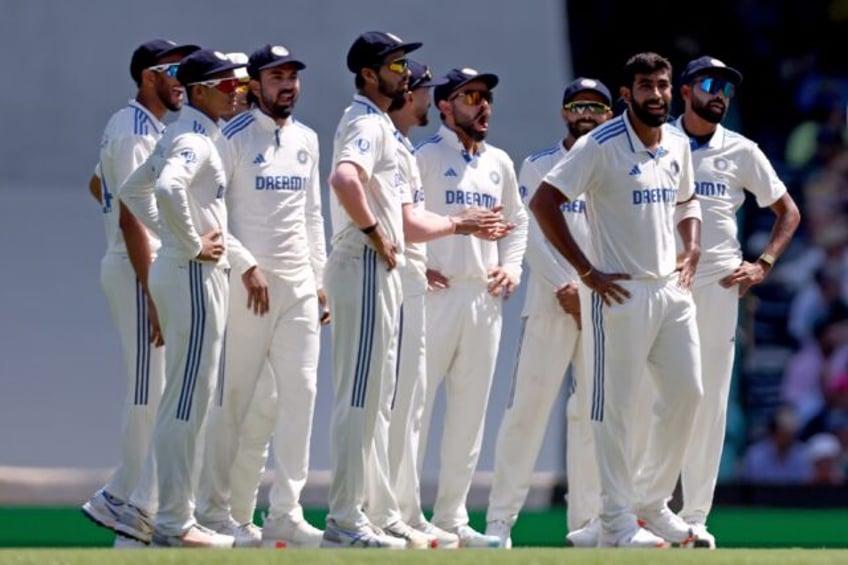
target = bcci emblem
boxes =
[489,170,501,184]
[714,157,728,171]
[355,138,371,154]
[297,149,308,164]
[670,160,680,175]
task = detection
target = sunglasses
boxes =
[386,57,409,74]
[696,77,735,98]
[189,77,243,94]
[563,101,610,115]
[148,63,180,78]
[450,89,493,106]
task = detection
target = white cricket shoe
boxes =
[683,522,716,549]
[319,518,406,549]
[410,521,460,549]
[383,520,437,549]
[262,514,324,548]
[599,524,670,548]
[151,523,235,548]
[485,520,513,549]
[81,489,124,531]
[448,524,503,548]
[637,506,695,545]
[113,504,154,545]
[200,517,262,548]
[566,517,601,547]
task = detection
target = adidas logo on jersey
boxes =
[629,164,641,176]
[444,168,459,177]
[254,154,266,165]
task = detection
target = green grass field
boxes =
[1,548,848,565]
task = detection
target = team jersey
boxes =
[543,111,695,279]
[120,105,230,267]
[98,99,163,256]
[415,124,528,283]
[519,140,590,317]
[396,133,423,265]
[672,117,787,282]
[329,94,405,252]
[217,108,327,285]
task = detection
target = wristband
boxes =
[361,222,378,235]
[758,253,776,268]
[579,266,593,278]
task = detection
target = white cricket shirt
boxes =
[415,124,528,283]
[672,117,787,282]
[396,133,423,266]
[217,108,327,285]
[329,94,405,252]
[543,111,695,278]
[98,99,163,256]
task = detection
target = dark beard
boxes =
[377,74,406,105]
[692,98,725,124]
[630,98,668,127]
[264,91,295,120]
[567,119,597,139]
[454,112,487,142]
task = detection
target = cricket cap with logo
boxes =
[408,60,449,91]
[433,67,499,104]
[130,39,200,83]
[176,49,247,86]
[346,31,422,73]
[562,77,612,106]
[680,56,743,86]
[247,44,306,79]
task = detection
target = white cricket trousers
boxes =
[387,261,428,525]
[198,271,319,525]
[584,277,702,532]
[420,282,502,530]
[100,255,165,503]
[680,280,738,524]
[326,243,402,529]
[148,257,228,536]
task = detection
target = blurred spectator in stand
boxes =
[806,432,845,485]
[788,262,848,344]
[740,404,813,484]
[785,89,848,174]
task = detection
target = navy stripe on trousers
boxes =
[590,292,605,422]
[134,278,150,405]
[177,262,206,421]
[351,248,377,408]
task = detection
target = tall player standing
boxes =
[530,52,703,548]
[81,39,199,536]
[669,56,799,547]
[485,78,613,548]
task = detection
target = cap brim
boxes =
[414,76,450,89]
[565,87,612,106]
[454,72,499,93]
[685,66,743,86]
[380,41,422,58]
[159,43,201,60]
[258,59,307,72]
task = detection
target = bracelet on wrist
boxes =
[360,222,378,235]
[758,253,776,268]
[579,266,593,278]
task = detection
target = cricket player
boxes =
[196,44,328,549]
[118,48,247,548]
[485,78,614,549]
[322,30,423,549]
[661,56,799,548]
[415,67,529,548]
[81,39,198,536]
[530,52,703,548]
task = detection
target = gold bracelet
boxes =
[579,266,593,278]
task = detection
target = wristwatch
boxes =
[758,253,776,268]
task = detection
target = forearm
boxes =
[763,195,801,259]
[403,206,455,243]
[677,216,702,254]
[120,203,153,291]
[529,183,592,275]
[154,183,202,258]
[330,163,376,229]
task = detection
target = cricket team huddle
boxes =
[81,28,801,550]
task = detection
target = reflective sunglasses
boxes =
[563,101,610,115]
[386,57,409,74]
[450,89,493,106]
[189,77,243,94]
[148,63,180,78]
[696,77,735,98]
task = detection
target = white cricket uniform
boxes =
[385,134,429,526]
[673,118,786,524]
[415,124,529,530]
[543,112,703,533]
[326,94,405,530]
[196,108,326,526]
[120,105,230,536]
[96,100,165,507]
[486,141,600,532]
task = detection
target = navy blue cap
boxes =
[130,39,200,83]
[408,60,449,91]
[680,56,743,86]
[562,77,612,106]
[247,44,306,79]
[176,49,246,86]
[346,31,422,73]
[433,67,499,104]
